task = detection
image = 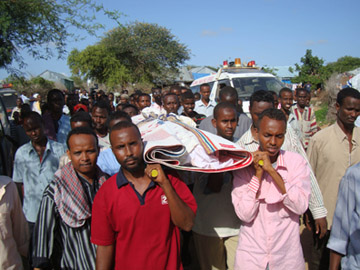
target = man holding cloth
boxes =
[232,108,311,270]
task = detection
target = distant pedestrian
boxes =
[195,83,216,117]
[180,90,206,127]
[91,100,110,149]
[42,89,71,146]
[291,88,319,149]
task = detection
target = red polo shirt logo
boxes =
[161,195,168,205]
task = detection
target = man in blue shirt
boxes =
[97,111,131,176]
[13,111,65,233]
[327,162,360,270]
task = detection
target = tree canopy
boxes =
[325,56,360,74]
[0,0,121,70]
[68,22,190,87]
[292,50,360,87]
[292,49,326,85]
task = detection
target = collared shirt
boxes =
[97,133,110,149]
[355,116,360,127]
[236,126,327,220]
[116,168,156,204]
[43,113,71,147]
[181,111,206,127]
[195,99,217,117]
[307,122,360,226]
[57,114,71,146]
[232,151,311,270]
[199,113,252,139]
[288,112,303,144]
[192,171,240,237]
[91,169,197,270]
[193,136,241,238]
[97,148,120,176]
[327,162,360,270]
[32,166,105,270]
[12,140,65,222]
[291,104,319,148]
[0,176,29,270]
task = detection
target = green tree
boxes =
[68,22,190,86]
[68,45,131,88]
[0,0,121,70]
[293,49,326,86]
[325,56,360,74]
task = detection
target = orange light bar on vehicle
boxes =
[235,58,241,67]
[1,83,13,88]
[247,61,256,67]
[223,60,228,68]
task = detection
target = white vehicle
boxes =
[190,59,284,114]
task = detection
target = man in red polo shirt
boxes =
[91,121,197,270]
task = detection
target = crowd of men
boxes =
[1,83,360,270]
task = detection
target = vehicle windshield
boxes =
[232,77,284,100]
[0,92,18,111]
[190,81,215,94]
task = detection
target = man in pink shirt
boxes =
[231,108,311,270]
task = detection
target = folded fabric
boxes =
[136,114,253,173]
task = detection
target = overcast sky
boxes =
[1,0,359,80]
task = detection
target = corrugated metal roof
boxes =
[190,66,216,74]
[38,70,73,81]
[174,66,193,82]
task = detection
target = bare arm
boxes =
[96,244,115,270]
[146,164,195,231]
[329,250,342,270]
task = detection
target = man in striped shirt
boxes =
[291,88,320,149]
[32,127,109,270]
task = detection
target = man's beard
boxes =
[122,157,144,173]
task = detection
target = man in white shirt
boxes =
[195,83,217,117]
